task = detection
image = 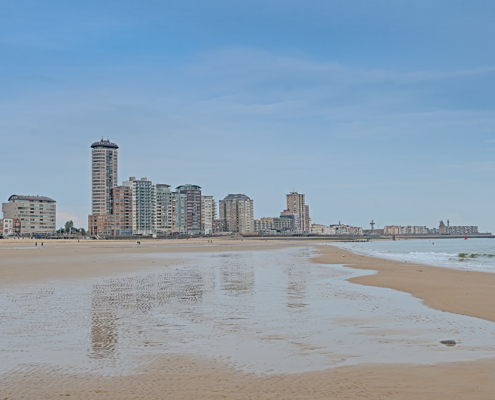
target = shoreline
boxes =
[312,243,495,323]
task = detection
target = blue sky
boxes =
[1,1,495,231]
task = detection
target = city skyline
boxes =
[0,134,490,232]
[2,2,495,231]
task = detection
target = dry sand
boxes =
[1,238,495,399]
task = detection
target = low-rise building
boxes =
[2,195,56,236]
[439,220,479,235]
[310,224,327,235]
[254,217,292,233]
[212,219,227,233]
[0,218,21,237]
[279,210,299,232]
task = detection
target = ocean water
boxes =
[332,238,495,272]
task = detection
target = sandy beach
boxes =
[1,238,495,399]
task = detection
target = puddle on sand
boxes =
[1,246,495,375]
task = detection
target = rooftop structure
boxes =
[90,139,119,149]
[8,194,56,203]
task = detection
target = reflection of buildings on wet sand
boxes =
[284,263,309,308]
[89,270,210,358]
[90,283,119,359]
[219,255,255,296]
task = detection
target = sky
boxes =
[1,0,495,231]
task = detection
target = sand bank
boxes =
[312,244,495,323]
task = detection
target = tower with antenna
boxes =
[370,220,375,231]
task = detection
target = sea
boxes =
[332,238,495,273]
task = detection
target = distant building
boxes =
[0,218,21,237]
[254,217,292,233]
[156,184,176,235]
[325,224,363,236]
[90,139,118,215]
[439,220,478,235]
[2,195,56,235]
[219,194,254,234]
[123,177,157,236]
[88,185,133,236]
[310,224,327,235]
[384,225,401,235]
[363,228,384,236]
[112,186,133,236]
[212,219,227,233]
[286,192,310,233]
[280,209,299,232]
[201,195,216,235]
[88,186,132,237]
[176,184,202,235]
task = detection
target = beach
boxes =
[1,238,495,399]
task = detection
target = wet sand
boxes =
[312,244,495,323]
[0,238,283,287]
[1,238,495,399]
[2,355,494,399]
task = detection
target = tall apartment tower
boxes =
[175,184,202,235]
[219,194,254,234]
[123,177,157,236]
[156,184,176,235]
[91,139,119,215]
[286,191,309,233]
[201,195,216,235]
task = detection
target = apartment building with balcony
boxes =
[175,184,202,235]
[2,195,56,235]
[123,177,157,236]
[88,185,133,236]
[90,139,118,215]
[156,184,176,235]
[201,195,216,235]
[219,194,254,234]
[286,191,310,233]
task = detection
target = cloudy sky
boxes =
[1,1,495,231]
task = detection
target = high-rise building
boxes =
[123,177,157,236]
[2,195,56,235]
[156,184,176,235]
[286,191,309,233]
[219,194,254,234]
[112,186,133,236]
[90,139,119,215]
[175,184,202,235]
[201,195,216,235]
[88,186,132,236]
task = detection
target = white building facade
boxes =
[123,177,157,236]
